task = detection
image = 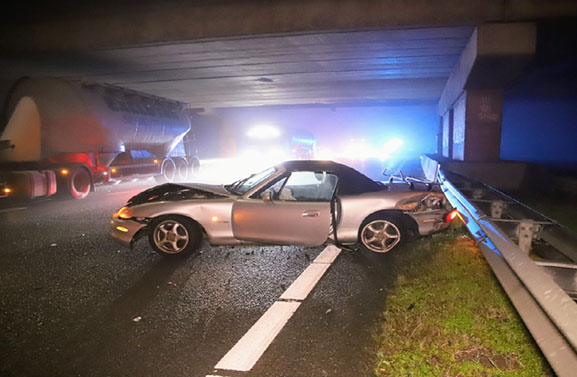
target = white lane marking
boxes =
[212,245,342,374]
[280,245,342,301]
[0,207,27,214]
[313,244,341,264]
[279,263,331,301]
[214,301,301,372]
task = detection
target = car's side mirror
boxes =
[261,191,273,202]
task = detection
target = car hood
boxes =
[127,183,231,205]
[185,183,232,196]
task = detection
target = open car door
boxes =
[232,171,337,246]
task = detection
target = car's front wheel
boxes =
[359,213,406,253]
[148,215,202,258]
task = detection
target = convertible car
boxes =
[110,160,452,257]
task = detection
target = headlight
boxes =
[117,206,133,219]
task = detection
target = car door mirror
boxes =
[261,191,273,202]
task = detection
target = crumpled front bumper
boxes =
[109,216,147,247]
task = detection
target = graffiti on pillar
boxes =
[477,96,500,122]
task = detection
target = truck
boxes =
[0,77,199,200]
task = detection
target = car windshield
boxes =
[225,167,277,195]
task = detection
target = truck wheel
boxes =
[189,157,201,177]
[62,167,92,199]
[174,158,189,181]
[155,158,176,184]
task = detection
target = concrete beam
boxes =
[0,0,573,52]
[438,23,536,115]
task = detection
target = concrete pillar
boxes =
[438,23,535,162]
[452,90,503,161]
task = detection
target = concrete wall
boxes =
[2,0,577,51]
[500,21,577,167]
[452,92,467,160]
[441,110,452,158]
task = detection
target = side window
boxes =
[253,176,288,199]
[277,171,338,202]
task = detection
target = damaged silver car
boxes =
[110,160,452,257]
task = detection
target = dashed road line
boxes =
[279,263,332,301]
[209,244,342,375]
[214,301,301,372]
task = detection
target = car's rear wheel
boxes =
[148,215,202,258]
[359,213,407,253]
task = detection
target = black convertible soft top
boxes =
[278,160,384,195]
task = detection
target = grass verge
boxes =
[375,226,553,377]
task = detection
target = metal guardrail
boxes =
[421,155,577,377]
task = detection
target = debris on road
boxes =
[132,316,142,322]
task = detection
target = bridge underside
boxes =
[1,27,472,108]
[1,1,575,169]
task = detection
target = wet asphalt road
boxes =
[0,180,404,377]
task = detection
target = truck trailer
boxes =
[0,77,199,200]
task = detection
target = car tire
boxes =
[148,215,202,258]
[359,213,407,253]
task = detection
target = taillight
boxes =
[446,208,459,223]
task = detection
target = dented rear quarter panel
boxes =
[336,190,447,243]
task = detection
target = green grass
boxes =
[374,226,553,377]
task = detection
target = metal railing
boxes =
[422,155,577,377]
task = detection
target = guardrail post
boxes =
[490,200,505,219]
[472,189,484,199]
[516,220,539,254]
